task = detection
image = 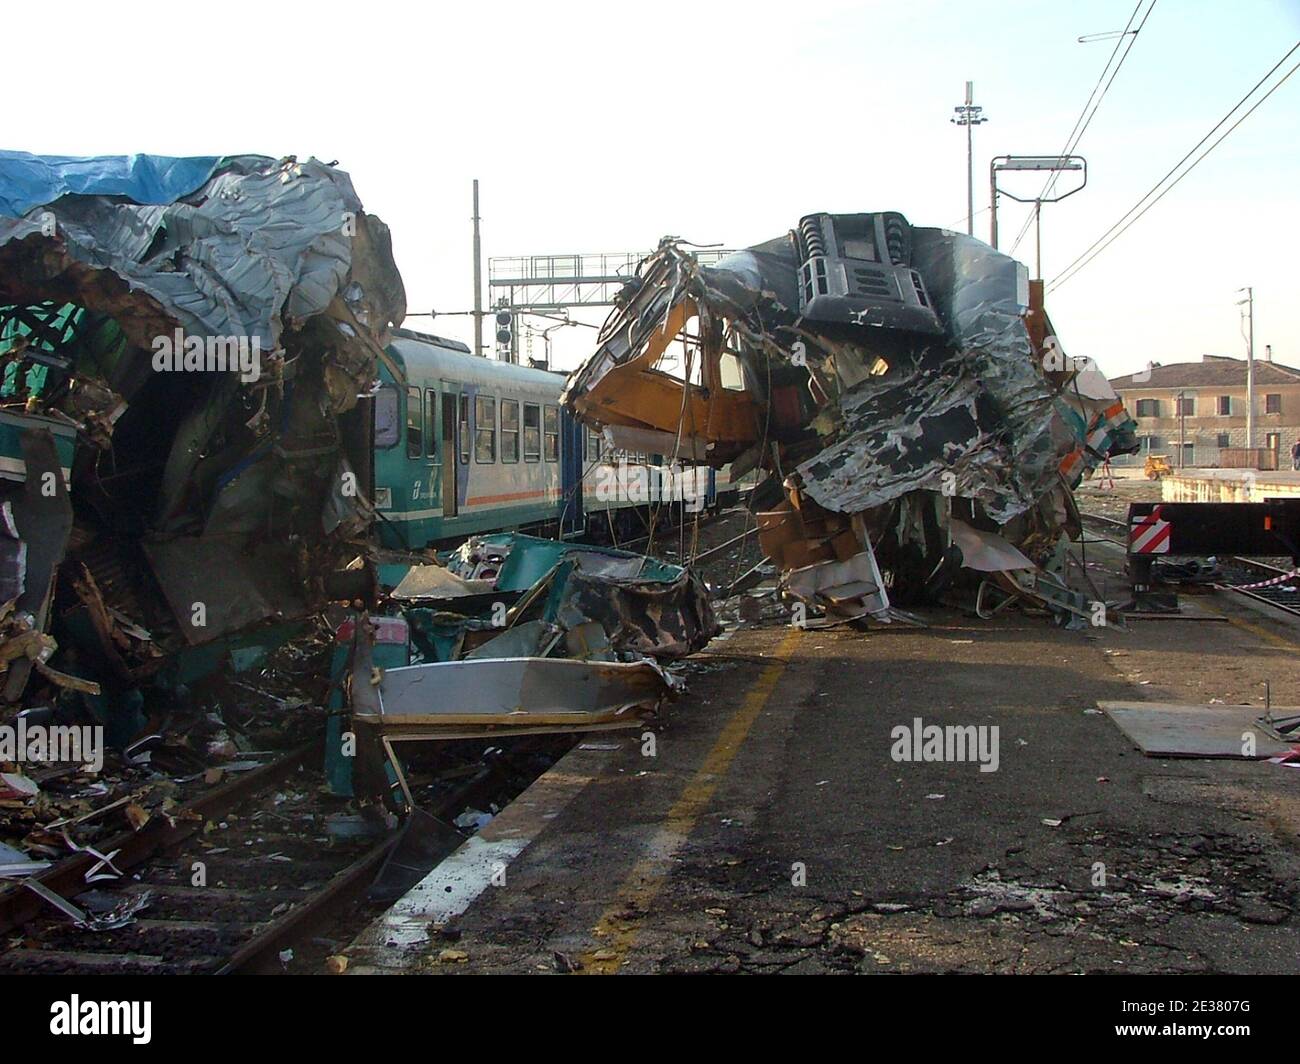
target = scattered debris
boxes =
[0,149,404,906]
[21,877,150,930]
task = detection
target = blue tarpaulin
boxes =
[0,151,224,217]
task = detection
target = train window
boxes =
[406,386,422,458]
[374,385,400,448]
[586,426,602,461]
[523,403,541,462]
[544,406,559,462]
[425,389,437,457]
[458,395,470,464]
[500,399,520,463]
[719,351,746,390]
[475,395,496,463]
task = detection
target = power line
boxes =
[1048,40,1300,292]
[1008,0,1155,256]
[947,205,991,230]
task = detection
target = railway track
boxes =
[1217,555,1300,618]
[0,742,380,974]
[1077,509,1127,545]
[0,734,568,974]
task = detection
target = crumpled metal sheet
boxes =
[948,518,1036,573]
[364,655,675,727]
[392,564,496,602]
[407,533,720,661]
[0,155,405,411]
[0,153,408,699]
[565,215,1138,623]
[795,231,1066,523]
[548,558,720,660]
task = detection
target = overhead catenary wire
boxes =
[1007,0,1155,256]
[946,205,991,231]
[1048,40,1300,292]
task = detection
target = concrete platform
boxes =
[1164,467,1300,503]
[344,586,1300,975]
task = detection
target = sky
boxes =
[7,0,1299,378]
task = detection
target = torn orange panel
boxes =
[568,297,758,452]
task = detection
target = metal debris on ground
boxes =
[1100,700,1296,760]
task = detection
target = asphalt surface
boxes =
[359,540,1300,975]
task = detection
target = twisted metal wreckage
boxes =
[562,212,1139,627]
[335,533,718,804]
[0,156,1138,791]
[0,152,711,778]
[0,152,404,738]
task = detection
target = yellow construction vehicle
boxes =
[1144,454,1173,480]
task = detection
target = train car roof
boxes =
[386,328,566,392]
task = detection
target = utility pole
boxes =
[1238,287,1255,450]
[951,81,987,237]
[472,179,484,357]
[1034,200,1043,280]
[1177,389,1186,468]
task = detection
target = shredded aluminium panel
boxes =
[0,151,406,702]
[0,152,404,409]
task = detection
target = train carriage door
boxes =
[441,388,459,518]
[560,408,584,534]
[406,385,436,515]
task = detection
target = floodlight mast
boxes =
[951,81,988,237]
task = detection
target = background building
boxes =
[1108,355,1300,470]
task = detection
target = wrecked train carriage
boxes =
[561,214,1138,622]
[0,152,405,709]
[330,533,718,805]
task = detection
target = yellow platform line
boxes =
[577,628,801,975]
[1199,599,1299,650]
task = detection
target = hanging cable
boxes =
[1049,41,1300,291]
[1008,0,1156,256]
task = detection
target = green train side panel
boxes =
[372,341,562,549]
[379,501,562,550]
[0,410,76,483]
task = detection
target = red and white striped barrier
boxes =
[1128,506,1171,554]
[1228,568,1300,591]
